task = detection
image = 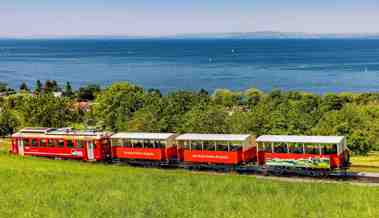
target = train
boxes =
[9,127,351,176]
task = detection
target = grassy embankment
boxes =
[0,139,378,218]
[350,152,379,173]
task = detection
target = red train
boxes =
[11,128,112,161]
[10,127,350,174]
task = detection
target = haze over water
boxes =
[1,39,379,93]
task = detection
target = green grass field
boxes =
[0,139,378,218]
[350,152,379,173]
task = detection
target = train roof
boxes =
[111,132,175,140]
[176,134,251,142]
[256,135,345,144]
[12,127,111,138]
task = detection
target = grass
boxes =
[0,139,378,218]
[350,152,379,173]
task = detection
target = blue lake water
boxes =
[0,39,379,93]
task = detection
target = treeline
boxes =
[1,81,379,155]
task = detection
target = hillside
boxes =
[0,140,378,218]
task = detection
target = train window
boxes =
[23,138,31,146]
[182,141,189,149]
[203,141,214,151]
[132,140,143,148]
[289,144,303,154]
[155,140,166,149]
[122,139,135,148]
[66,140,74,148]
[305,144,320,154]
[273,143,287,153]
[57,139,65,147]
[76,140,84,148]
[322,144,337,154]
[258,143,272,152]
[31,138,39,147]
[40,138,48,147]
[111,139,121,147]
[144,140,154,148]
[48,139,55,147]
[230,141,242,151]
[191,141,203,150]
[216,141,228,151]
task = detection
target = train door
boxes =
[17,138,24,156]
[87,141,95,160]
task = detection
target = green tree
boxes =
[34,80,42,94]
[243,87,263,107]
[127,106,163,132]
[0,82,8,92]
[212,89,242,108]
[43,80,55,94]
[178,105,228,133]
[227,111,254,134]
[77,84,101,101]
[320,93,345,112]
[92,82,145,131]
[19,82,29,92]
[16,95,78,127]
[159,91,210,132]
[63,82,74,97]
[312,104,376,154]
[0,109,19,136]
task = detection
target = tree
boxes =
[320,93,345,112]
[43,80,56,94]
[243,87,263,107]
[35,80,42,94]
[92,82,145,131]
[127,106,164,132]
[227,111,254,134]
[16,94,78,127]
[0,82,7,92]
[63,82,74,97]
[19,82,29,92]
[0,109,19,136]
[212,89,242,108]
[312,104,377,154]
[178,105,228,133]
[77,84,101,101]
[160,91,210,132]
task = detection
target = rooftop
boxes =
[176,134,251,142]
[18,127,109,136]
[111,132,175,140]
[256,135,345,144]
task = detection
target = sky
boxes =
[1,0,379,37]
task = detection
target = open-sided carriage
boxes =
[256,135,350,171]
[11,127,112,161]
[110,132,178,163]
[176,134,257,165]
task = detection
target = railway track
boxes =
[116,160,379,184]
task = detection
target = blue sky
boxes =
[1,0,378,37]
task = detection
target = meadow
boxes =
[0,139,378,218]
[350,152,379,172]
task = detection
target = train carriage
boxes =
[176,134,256,165]
[11,127,112,161]
[256,135,350,169]
[110,132,178,162]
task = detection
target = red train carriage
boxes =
[256,135,350,169]
[110,133,178,162]
[11,127,112,161]
[176,134,256,165]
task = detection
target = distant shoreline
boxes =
[1,31,379,40]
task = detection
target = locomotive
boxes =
[10,127,350,175]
